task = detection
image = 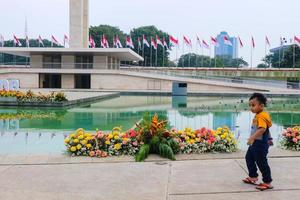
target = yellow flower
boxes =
[76,144,82,150]
[76,128,84,135]
[70,133,75,138]
[190,139,195,144]
[191,134,196,138]
[113,126,122,132]
[217,127,222,132]
[114,143,122,150]
[114,135,120,140]
[64,138,70,144]
[86,143,92,148]
[221,135,226,139]
[78,135,84,140]
[178,130,184,135]
[108,134,113,139]
[70,146,77,152]
[112,131,119,136]
[105,140,111,145]
[73,139,79,144]
[80,140,87,145]
[185,136,190,141]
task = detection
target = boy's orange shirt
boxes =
[251,111,272,140]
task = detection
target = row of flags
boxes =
[0,34,69,47]
[1,34,300,49]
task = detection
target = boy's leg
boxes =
[253,145,272,183]
[245,146,259,178]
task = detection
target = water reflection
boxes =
[0,95,300,154]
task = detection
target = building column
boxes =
[30,55,43,68]
[62,55,75,69]
[61,74,75,89]
[93,56,108,69]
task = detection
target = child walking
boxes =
[242,93,273,191]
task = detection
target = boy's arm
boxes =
[247,127,266,145]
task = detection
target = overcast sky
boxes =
[0,0,299,66]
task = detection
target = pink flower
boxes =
[132,141,138,146]
[287,128,292,132]
[122,140,127,145]
[207,140,212,145]
[96,150,102,156]
[140,142,144,145]
[89,151,95,157]
[292,138,298,143]
[101,151,108,157]
[286,133,291,137]
[130,130,137,138]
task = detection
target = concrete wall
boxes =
[62,55,75,69]
[90,74,253,92]
[30,55,43,68]
[0,73,39,88]
[93,56,108,69]
[69,0,89,48]
[62,74,75,89]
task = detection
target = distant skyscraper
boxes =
[214,31,238,59]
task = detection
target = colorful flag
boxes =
[143,35,150,47]
[89,35,95,48]
[211,37,218,46]
[169,35,179,46]
[163,37,169,49]
[101,34,109,48]
[238,36,243,48]
[138,37,142,50]
[25,35,30,47]
[183,35,192,47]
[294,36,300,45]
[38,35,44,47]
[13,35,22,47]
[224,35,232,46]
[265,36,270,46]
[64,34,69,47]
[202,40,210,49]
[156,35,163,47]
[151,38,157,50]
[116,35,122,48]
[0,34,4,47]
[251,36,255,48]
[51,35,60,46]
[126,35,134,49]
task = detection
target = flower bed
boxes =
[280,126,300,151]
[0,90,68,102]
[64,113,238,161]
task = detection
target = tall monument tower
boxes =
[69,0,89,48]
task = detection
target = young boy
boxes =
[242,93,273,191]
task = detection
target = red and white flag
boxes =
[38,35,44,47]
[151,38,157,50]
[251,36,255,48]
[25,35,30,47]
[265,36,270,46]
[138,37,142,50]
[126,35,134,49]
[101,34,109,48]
[294,36,300,45]
[196,36,202,47]
[64,34,69,47]
[224,35,232,46]
[183,35,192,47]
[13,35,22,47]
[89,35,95,48]
[51,35,60,46]
[202,40,210,49]
[211,37,218,46]
[163,37,169,49]
[156,35,163,47]
[238,36,243,48]
[143,35,150,47]
[0,34,4,47]
[169,35,179,46]
[116,35,122,48]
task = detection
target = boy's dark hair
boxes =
[249,93,267,106]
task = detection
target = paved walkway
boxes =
[0,148,299,200]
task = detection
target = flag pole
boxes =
[163,45,165,67]
[293,36,296,69]
[150,37,152,67]
[182,37,185,67]
[143,39,145,66]
[250,45,253,68]
[195,41,198,67]
[155,46,158,67]
[209,40,212,67]
[201,45,204,67]
[188,46,191,67]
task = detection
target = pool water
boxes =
[0,95,299,155]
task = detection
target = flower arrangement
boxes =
[64,113,239,161]
[0,90,68,102]
[280,126,300,151]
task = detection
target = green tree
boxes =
[130,26,170,67]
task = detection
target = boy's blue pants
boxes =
[245,140,272,183]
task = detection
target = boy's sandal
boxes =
[255,183,274,191]
[242,177,258,185]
